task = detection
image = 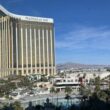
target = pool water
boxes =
[21,97,80,108]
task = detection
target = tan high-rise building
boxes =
[0,5,56,78]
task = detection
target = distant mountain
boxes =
[56,62,110,70]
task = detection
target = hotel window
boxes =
[75,79,77,82]
[28,70,31,73]
[33,69,35,73]
[24,70,26,74]
[19,70,22,75]
[68,80,70,82]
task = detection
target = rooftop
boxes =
[0,5,54,23]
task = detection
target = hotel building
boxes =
[0,5,56,78]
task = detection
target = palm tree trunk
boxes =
[52,93,53,104]
[57,93,58,106]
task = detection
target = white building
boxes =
[53,72,110,92]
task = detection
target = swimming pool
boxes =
[21,97,81,108]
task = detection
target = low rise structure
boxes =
[53,72,110,92]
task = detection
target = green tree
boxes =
[65,86,72,94]
[94,76,100,94]
[79,84,92,102]
[0,81,17,97]
[98,91,108,101]
[108,75,110,91]
[12,101,23,110]
[106,68,110,72]
[18,76,33,89]
[79,85,86,95]
[41,75,48,82]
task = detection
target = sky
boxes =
[0,0,110,65]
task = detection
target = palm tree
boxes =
[65,94,71,107]
[50,87,55,103]
[65,86,72,106]
[55,89,60,106]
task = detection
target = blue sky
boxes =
[1,0,110,64]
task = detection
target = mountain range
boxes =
[56,62,110,70]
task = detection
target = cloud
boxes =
[56,26,110,50]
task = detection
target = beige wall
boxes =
[0,16,56,78]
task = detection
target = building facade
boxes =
[0,5,56,77]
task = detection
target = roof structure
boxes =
[0,5,54,23]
